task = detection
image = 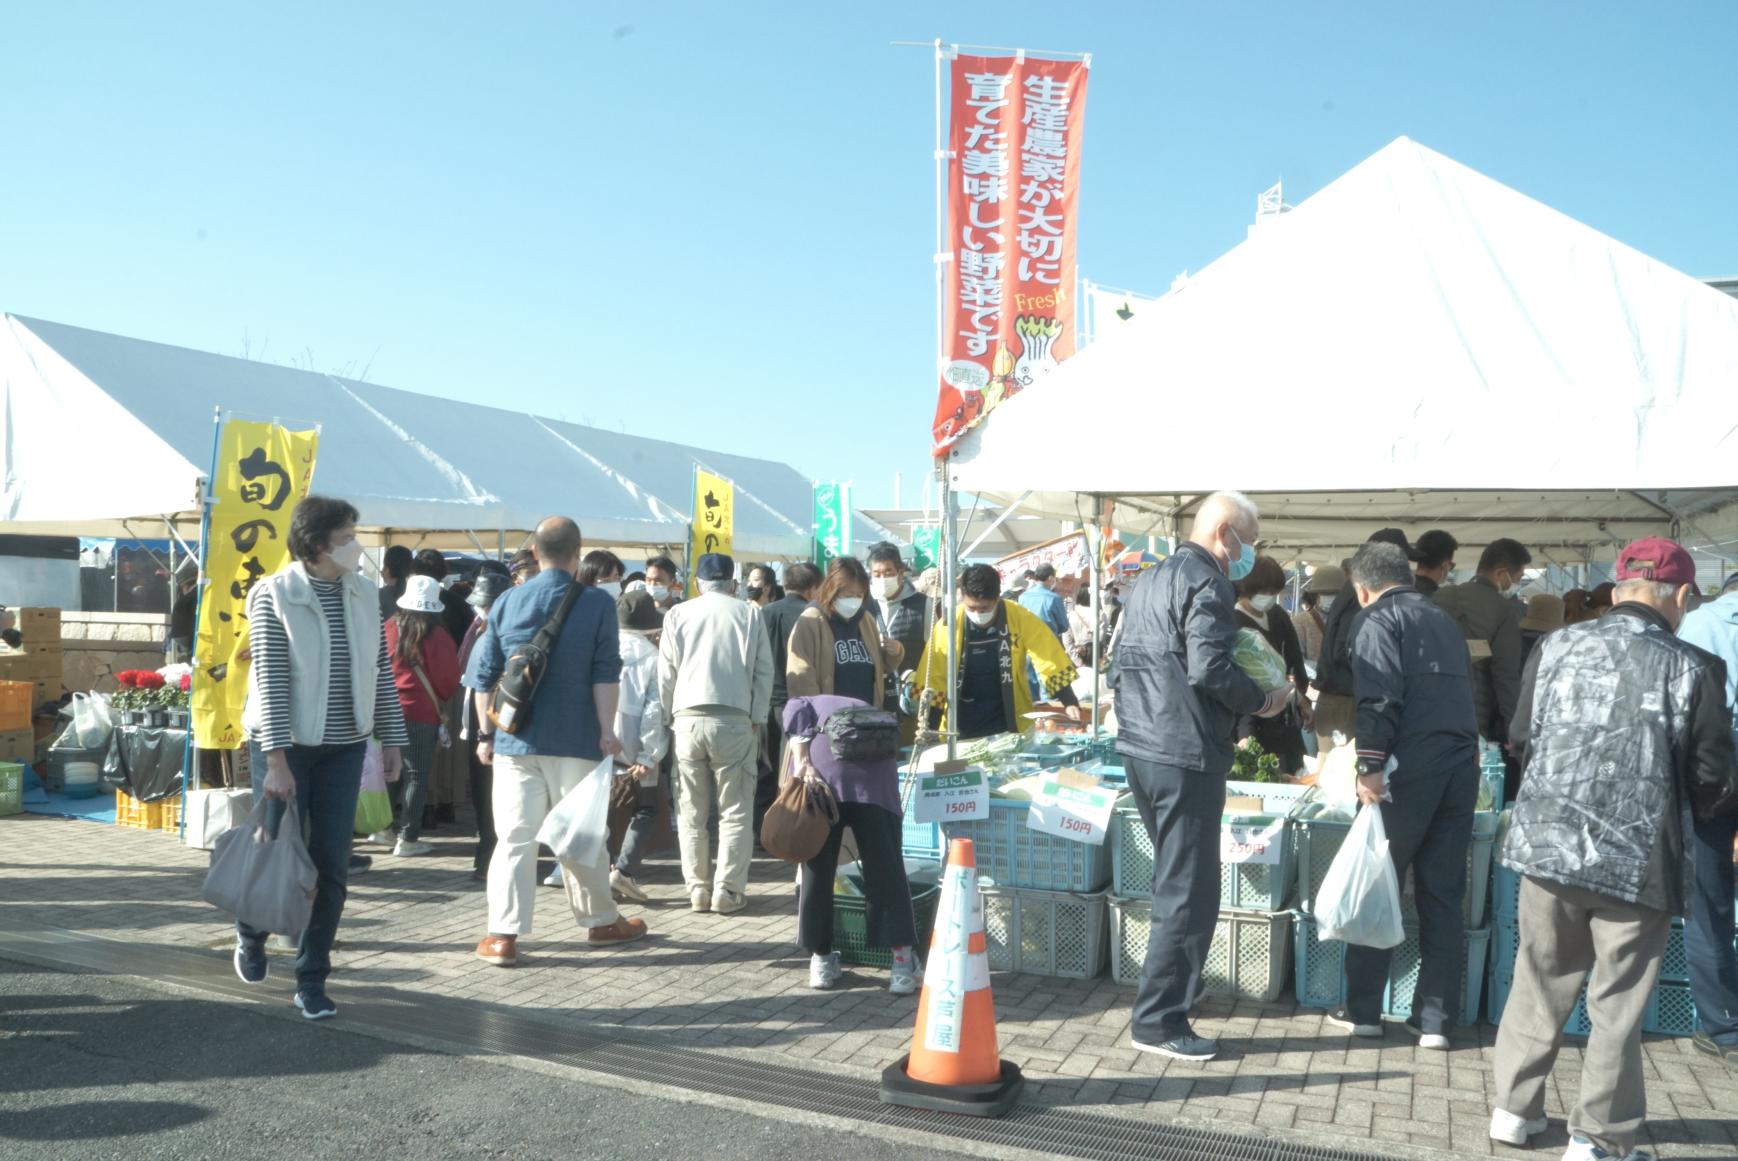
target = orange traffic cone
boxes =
[879,837,1023,1117]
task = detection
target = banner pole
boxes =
[179,407,223,828]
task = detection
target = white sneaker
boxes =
[368,830,396,846]
[1489,1108,1547,1146]
[1403,1018,1450,1051]
[712,889,746,915]
[393,839,434,857]
[543,866,564,887]
[889,952,924,996]
[690,887,711,913]
[1561,1137,1653,1161]
[610,869,650,902]
[809,952,842,990]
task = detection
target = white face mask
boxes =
[647,584,670,602]
[597,580,622,598]
[1319,596,1337,614]
[1250,594,1278,612]
[877,576,901,600]
[965,607,996,628]
[834,597,864,619]
[329,539,365,573]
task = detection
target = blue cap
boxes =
[696,553,734,582]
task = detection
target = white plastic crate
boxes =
[1109,896,1291,1002]
[978,882,1108,979]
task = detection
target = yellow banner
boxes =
[192,420,320,748]
[687,468,734,597]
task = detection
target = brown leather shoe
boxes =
[475,934,518,966]
[587,917,649,947]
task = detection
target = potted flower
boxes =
[133,671,169,727]
[113,671,147,726]
[168,673,192,729]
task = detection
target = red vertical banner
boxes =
[933,53,1089,454]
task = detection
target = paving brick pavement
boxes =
[5,812,1737,1159]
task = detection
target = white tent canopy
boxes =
[948,137,1738,564]
[1,314,828,558]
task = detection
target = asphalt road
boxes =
[0,959,956,1161]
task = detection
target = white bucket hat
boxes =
[398,574,444,614]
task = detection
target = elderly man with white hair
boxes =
[1111,491,1293,1062]
[659,552,773,916]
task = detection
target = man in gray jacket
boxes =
[1491,537,1738,1158]
[1432,537,1531,800]
[1112,491,1290,1062]
[659,553,773,916]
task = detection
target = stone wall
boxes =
[60,612,170,693]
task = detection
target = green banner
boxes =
[910,525,943,572]
[813,482,852,566]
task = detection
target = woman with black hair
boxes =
[744,563,782,609]
[237,495,409,1020]
[381,575,462,856]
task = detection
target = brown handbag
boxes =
[759,768,840,863]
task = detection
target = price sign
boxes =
[914,763,990,824]
[1221,818,1285,865]
[1027,768,1118,846]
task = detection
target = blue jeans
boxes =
[1687,812,1738,1043]
[239,740,366,993]
[614,773,668,880]
[392,722,439,841]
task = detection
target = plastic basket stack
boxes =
[0,761,23,817]
[1486,860,1699,1037]
[1289,748,1503,1025]
[1107,780,1309,1002]
[933,740,1114,979]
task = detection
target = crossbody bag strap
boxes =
[410,663,456,733]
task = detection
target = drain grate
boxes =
[1,930,1388,1161]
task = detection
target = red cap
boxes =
[1615,536,1698,587]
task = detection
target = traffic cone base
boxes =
[878,837,1023,1118]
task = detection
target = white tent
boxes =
[1,314,827,558]
[948,137,1738,565]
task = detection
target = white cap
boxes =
[397,574,444,614]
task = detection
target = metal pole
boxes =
[942,466,959,761]
[181,407,223,826]
[1088,497,1103,739]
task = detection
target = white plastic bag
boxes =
[1315,803,1405,948]
[536,760,611,867]
[66,692,115,750]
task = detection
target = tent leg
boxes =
[941,465,958,762]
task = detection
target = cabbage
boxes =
[1232,628,1289,690]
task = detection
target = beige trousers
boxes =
[673,714,758,899]
[488,754,617,934]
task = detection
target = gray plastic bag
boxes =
[200,799,318,937]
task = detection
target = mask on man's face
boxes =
[647,584,670,602]
[964,606,996,628]
[877,576,901,600]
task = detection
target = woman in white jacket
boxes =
[609,589,670,901]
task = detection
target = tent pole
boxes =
[941,462,958,761]
[1089,494,1106,740]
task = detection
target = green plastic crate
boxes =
[1109,896,1291,1002]
[835,883,940,969]
[0,761,22,816]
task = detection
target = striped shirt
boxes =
[250,576,409,752]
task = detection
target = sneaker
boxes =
[1561,1136,1653,1161]
[393,839,435,857]
[712,889,746,915]
[610,868,650,903]
[293,991,337,1020]
[543,866,565,888]
[809,951,843,990]
[1490,1109,1548,1146]
[1404,1017,1450,1051]
[367,830,396,846]
[1325,1007,1384,1038]
[348,853,371,873]
[1131,1033,1219,1061]
[587,917,649,947]
[1693,1028,1738,1067]
[690,888,711,913]
[889,956,924,996]
[475,934,518,966]
[233,939,267,984]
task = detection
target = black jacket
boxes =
[1314,581,1361,697]
[1112,542,1266,773]
[761,594,813,709]
[1432,577,1525,742]
[1349,586,1480,785]
[1506,603,1738,914]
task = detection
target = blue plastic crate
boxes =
[1293,808,1496,928]
[1292,913,1487,1027]
[1486,968,1693,1037]
[943,797,1111,893]
[1492,862,1523,922]
[1492,912,1688,985]
[901,816,942,858]
[1486,968,1593,1034]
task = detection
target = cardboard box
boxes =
[33,679,59,706]
[0,728,35,763]
[17,607,61,634]
[0,649,59,681]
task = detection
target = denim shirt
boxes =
[462,568,623,760]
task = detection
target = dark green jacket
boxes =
[1432,576,1523,742]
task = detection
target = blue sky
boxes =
[4,2,1736,511]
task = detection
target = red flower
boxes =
[116,670,141,688]
[139,673,165,689]
[179,674,192,692]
